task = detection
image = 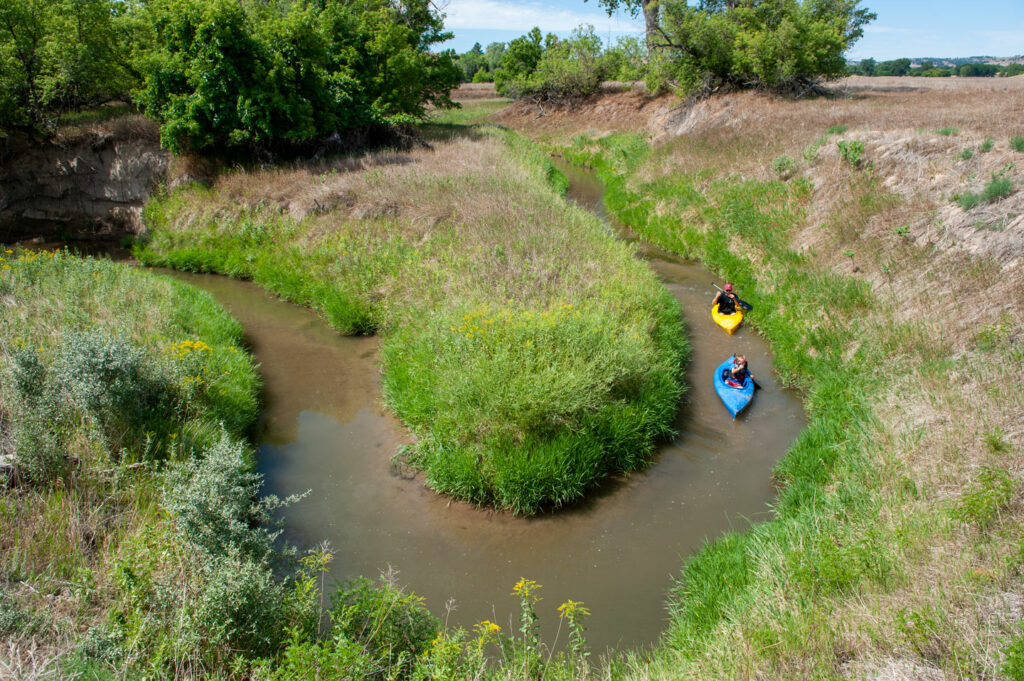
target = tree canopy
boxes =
[0,0,460,154]
[652,0,876,95]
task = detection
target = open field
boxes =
[516,75,1024,679]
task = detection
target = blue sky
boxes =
[437,0,1024,61]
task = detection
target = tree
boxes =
[493,25,610,103]
[134,0,459,153]
[0,0,53,132]
[653,0,876,95]
[857,57,875,75]
[456,41,486,81]
[484,41,506,71]
[586,0,661,51]
[493,27,544,96]
[874,58,910,76]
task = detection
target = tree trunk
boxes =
[643,0,660,51]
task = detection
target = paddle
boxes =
[713,283,753,311]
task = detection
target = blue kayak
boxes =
[714,356,754,418]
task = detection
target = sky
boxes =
[436,0,1024,61]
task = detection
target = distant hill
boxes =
[850,56,1023,67]
[914,56,1024,67]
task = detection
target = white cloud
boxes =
[439,0,641,33]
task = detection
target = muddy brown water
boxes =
[32,165,805,652]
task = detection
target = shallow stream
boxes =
[162,163,805,652]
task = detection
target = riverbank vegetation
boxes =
[0,249,617,679]
[138,128,688,514]
[540,78,1023,678]
[0,0,458,150]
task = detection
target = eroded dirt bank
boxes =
[0,116,168,242]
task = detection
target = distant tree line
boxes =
[853,58,1024,78]
[0,0,459,153]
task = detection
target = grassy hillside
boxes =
[540,81,1024,678]
[138,127,688,514]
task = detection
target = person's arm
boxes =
[712,291,722,305]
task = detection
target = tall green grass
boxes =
[139,127,687,514]
[560,133,920,670]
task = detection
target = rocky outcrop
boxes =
[0,117,168,242]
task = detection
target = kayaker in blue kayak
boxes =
[713,283,740,315]
[723,355,751,389]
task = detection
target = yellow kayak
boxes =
[712,303,743,334]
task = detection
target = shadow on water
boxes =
[160,162,806,654]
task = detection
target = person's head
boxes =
[734,354,746,367]
[724,283,734,292]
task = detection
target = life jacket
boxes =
[718,293,738,315]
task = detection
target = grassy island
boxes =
[138,129,688,514]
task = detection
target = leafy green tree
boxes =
[485,41,506,71]
[494,27,545,96]
[456,42,486,81]
[959,63,999,77]
[0,0,139,133]
[874,57,910,76]
[654,0,875,95]
[494,25,612,102]
[1002,62,1024,77]
[134,0,459,154]
[603,35,647,80]
[0,0,53,131]
[857,57,876,75]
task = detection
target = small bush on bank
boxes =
[772,155,797,179]
[837,139,866,168]
[980,138,995,152]
[956,171,1016,210]
[1010,136,1024,152]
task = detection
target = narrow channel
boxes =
[167,163,806,653]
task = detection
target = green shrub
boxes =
[331,576,439,679]
[6,331,177,484]
[959,147,974,160]
[496,25,608,102]
[803,134,829,162]
[1010,136,1024,152]
[471,69,493,83]
[980,174,1015,203]
[1003,631,1024,681]
[184,551,289,658]
[837,139,866,168]
[952,466,1015,529]
[980,138,995,152]
[162,435,289,562]
[935,127,959,136]
[826,124,848,135]
[771,154,797,179]
[956,191,982,210]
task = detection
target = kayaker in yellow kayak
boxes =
[713,283,740,315]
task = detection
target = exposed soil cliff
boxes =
[0,116,168,242]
